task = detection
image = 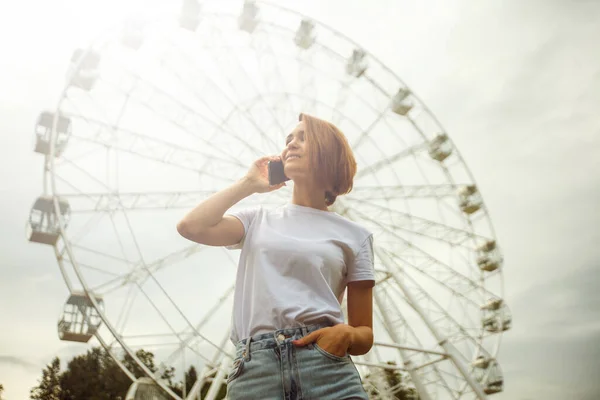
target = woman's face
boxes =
[281,121,310,181]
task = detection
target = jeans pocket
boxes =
[226,357,245,385]
[314,343,349,362]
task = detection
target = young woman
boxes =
[177,113,374,399]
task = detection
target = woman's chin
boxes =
[283,168,301,181]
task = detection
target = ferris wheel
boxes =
[26,1,511,399]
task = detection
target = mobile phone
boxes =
[268,160,290,185]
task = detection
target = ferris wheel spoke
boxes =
[99,51,272,163]
[93,331,137,382]
[372,284,457,400]
[162,29,283,156]
[351,108,391,150]
[207,16,293,139]
[116,331,220,372]
[62,178,232,362]
[354,144,430,180]
[252,18,420,137]
[226,18,392,119]
[101,203,237,361]
[64,113,245,169]
[330,77,352,125]
[250,23,297,120]
[388,248,481,326]
[388,252,482,311]
[91,244,207,295]
[376,252,491,398]
[53,157,115,196]
[117,275,227,363]
[203,13,297,133]
[349,184,466,201]
[114,281,138,335]
[163,283,236,366]
[297,46,319,113]
[344,206,493,329]
[343,197,487,248]
[379,249,483,349]
[58,190,285,213]
[394,244,489,302]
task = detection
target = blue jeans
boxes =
[226,321,369,400]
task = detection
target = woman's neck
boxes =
[291,183,329,211]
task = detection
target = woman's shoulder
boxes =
[332,214,372,240]
[293,205,372,241]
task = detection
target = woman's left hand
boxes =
[292,324,353,357]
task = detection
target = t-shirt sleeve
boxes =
[347,234,375,283]
[225,206,260,250]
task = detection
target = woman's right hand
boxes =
[244,156,287,194]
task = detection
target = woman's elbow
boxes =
[176,219,194,239]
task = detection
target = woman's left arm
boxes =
[345,279,374,355]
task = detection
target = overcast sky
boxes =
[1,0,599,399]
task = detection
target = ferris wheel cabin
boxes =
[179,0,202,32]
[120,20,145,50]
[58,291,104,343]
[481,298,512,333]
[473,356,504,395]
[391,88,414,116]
[428,133,452,162]
[477,240,503,272]
[238,1,259,34]
[34,112,71,157]
[125,377,170,400]
[27,196,70,246]
[346,49,368,77]
[458,185,483,214]
[68,49,101,91]
[58,292,104,343]
[294,19,316,50]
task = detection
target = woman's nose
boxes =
[286,139,299,149]
[286,143,294,151]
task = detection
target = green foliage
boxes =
[123,349,157,379]
[185,366,198,395]
[199,369,227,400]
[30,357,61,400]
[29,347,227,400]
[364,361,419,400]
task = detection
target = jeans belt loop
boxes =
[243,336,252,362]
[301,325,313,350]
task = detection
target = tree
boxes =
[364,361,419,400]
[185,366,198,395]
[123,349,157,379]
[30,357,62,400]
[199,368,227,400]
[29,347,227,399]
[58,347,129,400]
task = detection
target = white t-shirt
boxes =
[226,202,374,343]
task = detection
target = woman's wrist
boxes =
[238,176,259,195]
[345,325,373,356]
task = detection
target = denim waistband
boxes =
[234,319,333,360]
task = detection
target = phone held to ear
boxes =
[268,160,290,186]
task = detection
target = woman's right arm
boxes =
[176,156,285,246]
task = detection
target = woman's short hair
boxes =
[299,113,357,206]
